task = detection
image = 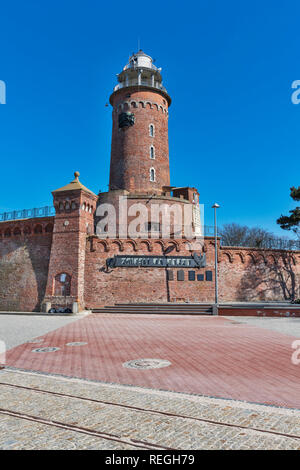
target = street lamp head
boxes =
[212,203,220,209]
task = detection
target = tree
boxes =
[219,223,299,249]
[219,223,275,248]
[277,186,300,239]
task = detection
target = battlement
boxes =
[0,216,54,238]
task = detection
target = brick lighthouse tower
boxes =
[109,50,171,194]
[97,50,201,239]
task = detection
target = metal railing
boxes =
[253,238,300,250]
[114,79,168,94]
[0,206,55,222]
[204,225,216,237]
[219,236,300,250]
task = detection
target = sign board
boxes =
[106,254,206,269]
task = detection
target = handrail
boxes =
[0,206,55,222]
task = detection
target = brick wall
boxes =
[83,238,300,308]
[109,88,170,194]
[0,217,53,311]
[218,306,300,317]
[96,192,199,239]
[219,246,300,302]
[0,215,299,311]
[84,237,215,308]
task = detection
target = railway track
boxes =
[0,406,168,450]
[1,380,300,447]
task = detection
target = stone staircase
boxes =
[92,303,213,315]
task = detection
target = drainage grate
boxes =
[66,342,87,347]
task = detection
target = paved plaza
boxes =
[1,313,300,449]
[3,313,300,408]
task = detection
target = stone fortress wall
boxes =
[0,218,53,311]
[0,212,298,311]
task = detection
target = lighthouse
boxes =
[95,50,201,239]
[109,50,171,194]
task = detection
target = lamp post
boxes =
[163,245,175,303]
[212,203,220,307]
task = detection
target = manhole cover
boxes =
[32,347,60,353]
[123,359,171,370]
[66,342,87,347]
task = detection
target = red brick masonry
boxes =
[219,306,300,317]
[0,215,299,311]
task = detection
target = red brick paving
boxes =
[5,315,300,409]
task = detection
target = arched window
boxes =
[149,124,154,137]
[45,223,53,233]
[34,224,43,234]
[150,146,155,159]
[150,167,156,182]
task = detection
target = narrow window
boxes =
[150,168,156,182]
[149,124,154,137]
[146,222,160,232]
[150,146,155,159]
[34,224,43,234]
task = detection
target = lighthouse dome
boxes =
[123,50,159,72]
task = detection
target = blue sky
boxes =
[0,0,299,236]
